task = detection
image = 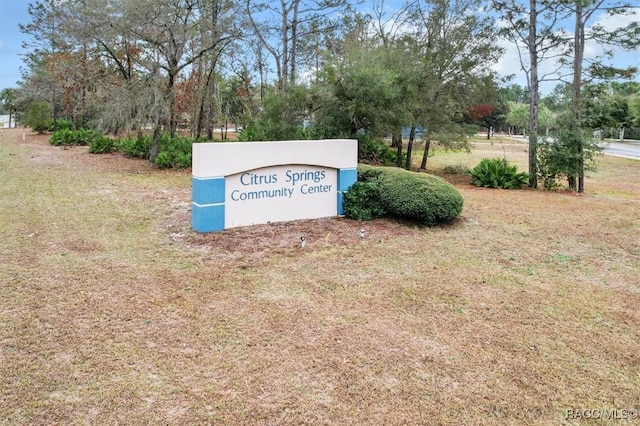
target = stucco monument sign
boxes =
[192,139,358,232]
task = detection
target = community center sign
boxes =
[192,139,358,232]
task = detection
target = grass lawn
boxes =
[1,129,639,424]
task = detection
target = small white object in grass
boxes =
[300,236,306,248]
[360,229,365,239]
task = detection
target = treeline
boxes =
[3,0,639,185]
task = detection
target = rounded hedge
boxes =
[345,164,464,225]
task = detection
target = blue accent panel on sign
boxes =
[192,177,225,205]
[192,203,225,233]
[337,168,357,192]
[337,192,345,215]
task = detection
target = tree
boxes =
[240,84,315,141]
[120,0,237,160]
[0,89,18,128]
[493,0,572,188]
[559,0,639,191]
[245,0,352,90]
[469,103,507,139]
[327,42,405,139]
[20,0,71,131]
[499,83,529,104]
[538,103,555,136]
[23,100,52,133]
[506,102,529,135]
[321,0,499,170]
[629,92,640,127]
[404,0,501,170]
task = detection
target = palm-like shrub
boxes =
[469,158,528,189]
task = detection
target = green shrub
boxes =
[88,135,119,154]
[55,118,73,131]
[469,158,528,189]
[153,151,173,169]
[50,128,98,146]
[344,164,464,225]
[74,129,97,146]
[442,164,470,174]
[120,135,152,159]
[174,151,192,168]
[154,134,195,169]
[377,167,464,225]
[342,181,386,221]
[50,129,75,146]
[357,135,397,165]
[23,101,52,133]
[535,119,602,191]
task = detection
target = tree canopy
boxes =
[10,0,639,184]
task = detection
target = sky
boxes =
[0,0,638,95]
[0,0,30,92]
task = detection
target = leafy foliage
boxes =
[88,135,120,154]
[50,129,97,146]
[49,129,76,146]
[535,114,603,190]
[468,102,506,138]
[55,118,73,131]
[344,164,464,225]
[23,101,52,133]
[119,135,152,159]
[342,181,386,221]
[469,158,529,189]
[154,134,196,169]
[239,86,311,142]
[377,167,464,225]
[88,132,204,169]
[357,135,398,166]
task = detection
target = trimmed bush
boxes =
[469,158,528,189]
[342,181,386,221]
[344,164,464,225]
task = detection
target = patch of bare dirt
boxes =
[184,216,434,264]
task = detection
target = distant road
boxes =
[603,142,640,160]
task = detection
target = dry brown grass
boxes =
[1,129,639,425]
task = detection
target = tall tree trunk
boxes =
[290,1,300,85]
[168,71,177,138]
[405,125,416,170]
[527,0,539,189]
[206,79,215,141]
[573,1,585,193]
[420,137,431,170]
[394,132,403,167]
[280,0,289,89]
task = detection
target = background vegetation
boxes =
[1,0,637,188]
